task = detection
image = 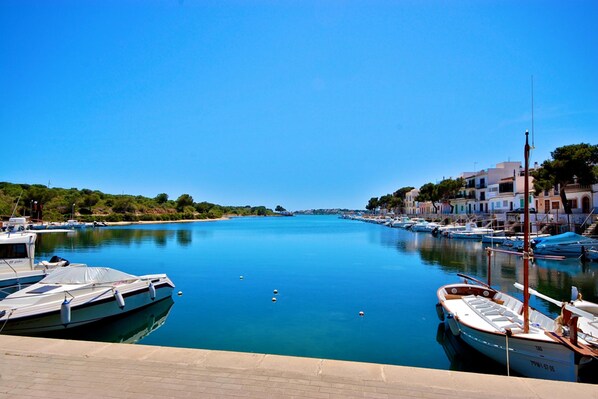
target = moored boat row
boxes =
[341,213,598,259]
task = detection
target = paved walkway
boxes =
[0,335,595,399]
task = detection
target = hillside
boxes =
[0,182,274,223]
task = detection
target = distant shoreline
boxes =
[103,216,232,226]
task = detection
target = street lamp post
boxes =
[71,203,75,220]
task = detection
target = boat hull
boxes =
[455,317,579,382]
[0,283,173,334]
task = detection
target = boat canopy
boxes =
[535,232,597,245]
[40,266,138,284]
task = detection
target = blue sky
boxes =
[1,1,596,210]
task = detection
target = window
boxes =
[567,199,578,209]
[551,201,560,210]
[502,200,508,207]
[0,244,28,259]
[499,182,514,193]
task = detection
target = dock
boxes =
[0,335,595,398]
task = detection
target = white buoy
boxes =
[359,311,364,317]
[240,276,244,280]
[273,289,278,295]
[272,297,277,302]
[149,282,156,300]
[60,299,71,325]
[177,291,183,296]
[114,290,125,309]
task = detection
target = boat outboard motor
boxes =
[49,256,70,266]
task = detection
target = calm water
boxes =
[32,216,598,375]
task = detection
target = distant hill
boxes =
[0,182,274,223]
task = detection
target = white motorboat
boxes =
[448,222,494,240]
[432,224,468,237]
[0,266,175,334]
[436,131,598,382]
[0,231,77,295]
[411,221,440,233]
[390,216,414,228]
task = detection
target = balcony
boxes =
[476,183,487,189]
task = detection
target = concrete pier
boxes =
[0,335,595,398]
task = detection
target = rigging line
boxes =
[10,191,23,218]
[531,75,535,150]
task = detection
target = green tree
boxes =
[195,201,214,214]
[437,178,464,213]
[378,194,394,213]
[155,193,169,204]
[532,143,598,214]
[176,194,194,212]
[366,197,379,212]
[275,205,287,212]
[112,196,136,213]
[416,182,439,213]
[393,186,414,200]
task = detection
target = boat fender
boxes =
[60,299,71,326]
[115,290,125,309]
[446,313,460,336]
[149,282,156,300]
[571,286,580,301]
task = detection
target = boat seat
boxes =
[498,308,516,318]
[482,309,501,316]
[512,302,523,315]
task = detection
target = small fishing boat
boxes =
[0,266,175,334]
[436,131,598,382]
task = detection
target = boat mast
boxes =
[523,130,531,333]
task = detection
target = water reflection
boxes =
[35,228,194,256]
[379,229,598,303]
[436,322,508,376]
[26,297,174,344]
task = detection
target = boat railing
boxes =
[0,259,18,278]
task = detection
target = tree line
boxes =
[0,182,275,222]
[366,143,598,215]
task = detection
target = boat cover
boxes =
[535,232,598,246]
[40,266,138,284]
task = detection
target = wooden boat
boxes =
[436,131,598,382]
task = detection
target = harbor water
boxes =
[32,215,598,377]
